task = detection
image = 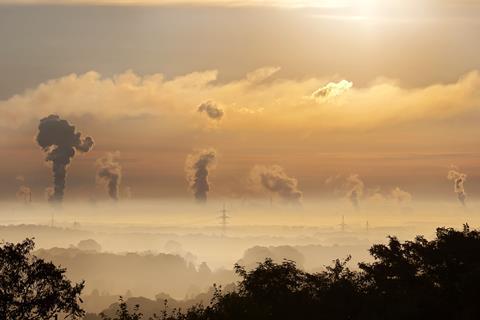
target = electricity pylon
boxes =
[218,203,230,236]
[339,214,346,232]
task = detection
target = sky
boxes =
[0,0,479,202]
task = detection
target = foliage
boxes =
[104,225,480,320]
[0,238,85,320]
[4,225,480,320]
[100,297,143,320]
[359,224,480,319]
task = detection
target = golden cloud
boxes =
[1,68,479,133]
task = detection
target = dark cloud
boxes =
[251,165,302,204]
[185,149,217,202]
[197,101,224,120]
[96,152,122,201]
[36,114,94,202]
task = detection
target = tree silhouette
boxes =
[359,224,480,319]
[100,297,143,320]
[4,226,480,320]
[0,238,85,320]
[101,225,480,320]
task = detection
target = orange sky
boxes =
[0,1,479,202]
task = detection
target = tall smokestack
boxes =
[36,115,94,202]
[185,149,217,202]
[96,152,122,201]
[447,169,467,206]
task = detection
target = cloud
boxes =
[311,80,353,99]
[1,69,479,134]
[185,149,217,202]
[197,101,224,120]
[250,165,302,204]
[245,66,281,83]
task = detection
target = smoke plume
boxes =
[390,187,412,205]
[447,169,467,206]
[185,149,217,202]
[197,101,224,120]
[251,165,302,204]
[15,175,31,203]
[344,174,364,210]
[16,186,32,203]
[44,187,54,201]
[36,114,94,202]
[124,186,132,199]
[96,152,122,201]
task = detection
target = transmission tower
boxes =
[218,203,230,236]
[339,214,346,232]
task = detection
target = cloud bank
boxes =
[2,69,478,134]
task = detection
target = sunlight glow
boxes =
[0,0,360,8]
